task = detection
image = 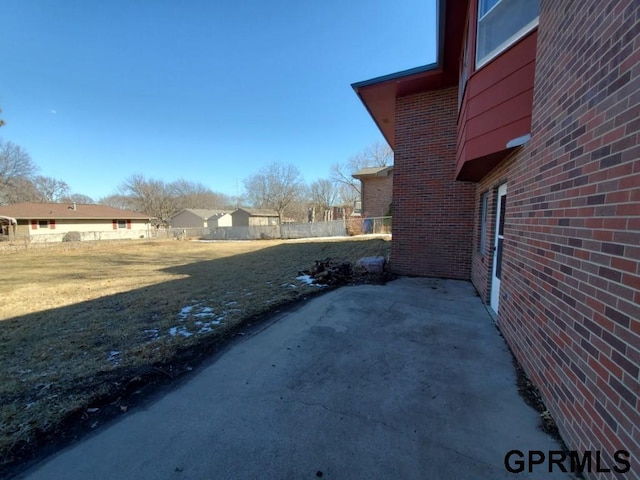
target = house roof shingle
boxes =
[232,208,279,217]
[0,202,153,220]
[172,209,233,220]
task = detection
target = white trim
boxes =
[478,0,501,19]
[506,133,531,149]
[490,183,507,315]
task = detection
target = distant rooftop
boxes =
[352,166,394,178]
[0,202,152,219]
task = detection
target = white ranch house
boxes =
[0,202,154,243]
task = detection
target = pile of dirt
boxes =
[298,257,393,287]
[298,258,354,285]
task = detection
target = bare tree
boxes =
[330,141,393,204]
[99,194,133,210]
[170,179,229,210]
[244,162,306,224]
[0,139,38,203]
[60,193,95,204]
[1,177,40,203]
[309,178,340,221]
[118,174,178,225]
[33,176,70,202]
[0,108,5,128]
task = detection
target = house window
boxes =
[480,192,488,255]
[353,200,362,216]
[117,220,127,229]
[38,220,49,229]
[476,0,539,68]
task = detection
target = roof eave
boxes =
[351,0,467,149]
[351,63,441,91]
[351,166,394,179]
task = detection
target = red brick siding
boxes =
[361,173,393,218]
[488,0,640,475]
[392,87,475,278]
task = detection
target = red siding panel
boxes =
[456,31,537,181]
[466,62,536,120]
[466,91,535,139]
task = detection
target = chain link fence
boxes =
[175,219,349,240]
[346,216,392,235]
[0,218,390,248]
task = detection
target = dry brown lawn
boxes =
[0,236,391,471]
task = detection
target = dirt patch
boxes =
[513,359,561,438]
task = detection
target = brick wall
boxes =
[392,87,475,278]
[493,1,640,475]
[361,173,393,218]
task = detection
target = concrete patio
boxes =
[18,278,571,479]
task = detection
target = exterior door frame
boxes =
[490,183,507,314]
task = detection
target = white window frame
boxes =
[38,220,49,229]
[476,0,539,69]
[117,220,127,229]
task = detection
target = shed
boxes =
[231,208,280,227]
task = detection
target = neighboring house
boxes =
[353,0,639,473]
[208,212,233,228]
[0,202,153,242]
[231,208,280,227]
[170,209,233,229]
[352,166,393,218]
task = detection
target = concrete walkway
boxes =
[18,278,570,479]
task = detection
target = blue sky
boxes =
[0,0,437,200]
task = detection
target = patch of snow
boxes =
[296,275,326,288]
[179,303,217,320]
[107,351,121,365]
[169,326,193,338]
[196,318,224,334]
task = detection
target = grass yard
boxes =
[0,236,391,471]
